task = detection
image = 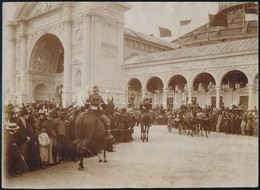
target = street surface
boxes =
[2,125,258,188]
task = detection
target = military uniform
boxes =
[88,85,115,142]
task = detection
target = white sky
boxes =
[125,2,219,41]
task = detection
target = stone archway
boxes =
[168,74,187,108]
[146,76,164,108]
[127,78,142,109]
[192,72,216,107]
[221,70,248,108]
[29,33,64,103]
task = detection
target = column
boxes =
[162,88,168,109]
[62,5,72,107]
[248,84,254,110]
[20,24,28,103]
[215,86,221,109]
[8,23,16,103]
[187,87,192,104]
[82,13,91,89]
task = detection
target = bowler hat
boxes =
[6,123,20,130]
[92,85,99,91]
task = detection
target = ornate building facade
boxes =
[4,2,258,110]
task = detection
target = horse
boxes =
[139,111,151,142]
[196,111,217,138]
[179,109,197,137]
[75,99,115,170]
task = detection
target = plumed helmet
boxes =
[92,85,99,91]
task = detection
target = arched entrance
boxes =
[146,76,163,108]
[221,70,248,108]
[127,78,142,109]
[29,33,64,104]
[193,72,216,107]
[168,75,187,108]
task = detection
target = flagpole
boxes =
[242,5,245,32]
[178,19,181,46]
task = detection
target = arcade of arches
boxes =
[126,70,258,110]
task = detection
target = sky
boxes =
[3,2,219,41]
[125,2,219,41]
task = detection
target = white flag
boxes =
[245,14,258,21]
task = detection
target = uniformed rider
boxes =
[139,97,151,113]
[88,85,114,141]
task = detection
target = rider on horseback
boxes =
[139,97,151,113]
[88,85,115,141]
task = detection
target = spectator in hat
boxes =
[38,123,50,169]
[43,111,57,165]
[54,109,67,162]
[16,108,31,166]
[4,123,28,177]
[26,116,42,171]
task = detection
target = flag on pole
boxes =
[245,13,258,21]
[180,19,191,26]
[208,14,227,27]
[158,27,172,37]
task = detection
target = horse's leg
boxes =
[143,125,146,142]
[146,125,149,142]
[178,124,182,135]
[103,139,107,162]
[140,124,143,140]
[78,147,85,170]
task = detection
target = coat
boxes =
[16,118,30,147]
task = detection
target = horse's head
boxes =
[106,98,115,115]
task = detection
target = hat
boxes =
[92,85,99,91]
[6,123,20,130]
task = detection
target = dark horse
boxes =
[75,99,115,170]
[139,111,151,142]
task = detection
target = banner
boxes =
[180,19,191,26]
[159,27,172,37]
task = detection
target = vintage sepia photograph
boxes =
[2,1,258,188]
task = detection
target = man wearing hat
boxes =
[88,85,114,141]
[43,111,57,165]
[16,108,31,165]
[54,109,68,162]
[4,123,28,177]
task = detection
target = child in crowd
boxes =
[38,124,50,168]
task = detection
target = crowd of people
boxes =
[3,98,258,178]
[3,99,137,178]
[3,101,79,177]
[164,102,258,137]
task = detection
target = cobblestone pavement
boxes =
[2,125,258,188]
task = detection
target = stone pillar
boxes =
[215,86,221,109]
[187,87,192,104]
[62,5,72,107]
[82,13,91,89]
[8,23,16,103]
[20,23,28,103]
[163,88,168,109]
[248,84,254,110]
